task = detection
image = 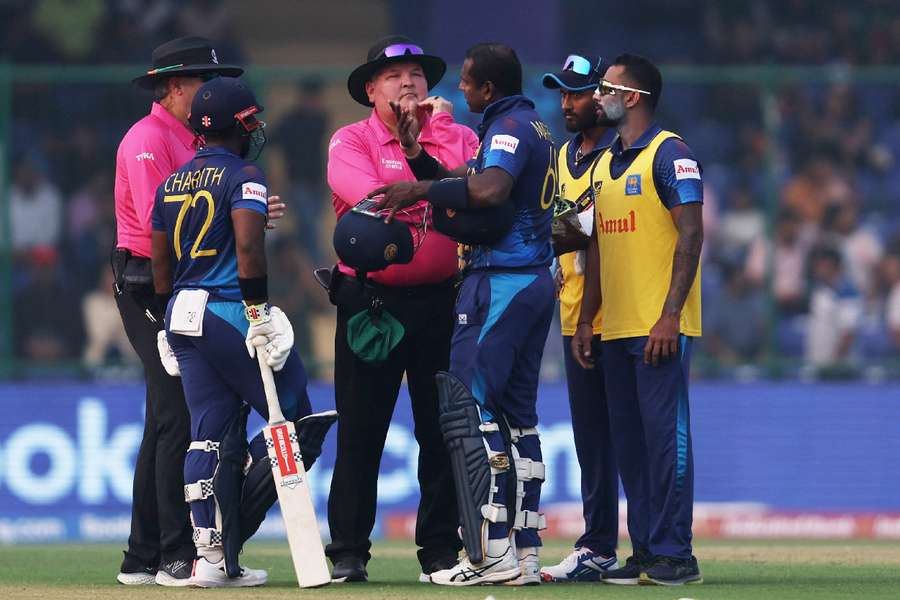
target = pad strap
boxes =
[508,426,538,442]
[480,504,508,523]
[189,440,220,454]
[515,457,546,481]
[193,526,223,546]
[184,478,215,502]
[513,510,547,530]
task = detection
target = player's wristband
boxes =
[239,275,268,305]
[406,147,441,181]
[243,302,271,325]
[428,177,469,210]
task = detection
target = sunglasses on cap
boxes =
[562,54,606,77]
[380,43,424,59]
[596,79,651,96]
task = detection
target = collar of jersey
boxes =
[567,128,616,164]
[195,145,240,157]
[609,122,662,157]
[151,102,197,149]
[477,95,534,140]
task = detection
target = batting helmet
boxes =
[333,208,414,273]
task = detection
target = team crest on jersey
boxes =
[625,174,641,196]
[384,243,398,262]
[593,180,603,195]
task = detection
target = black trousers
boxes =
[326,278,461,568]
[114,270,194,565]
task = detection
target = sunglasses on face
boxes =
[380,43,424,59]
[596,80,651,97]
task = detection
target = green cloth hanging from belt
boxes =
[346,308,405,363]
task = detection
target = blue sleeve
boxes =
[230,164,269,215]
[653,138,703,209]
[151,185,166,232]
[481,117,530,181]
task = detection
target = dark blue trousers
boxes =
[601,335,694,559]
[562,334,619,556]
[167,300,312,533]
[449,268,555,547]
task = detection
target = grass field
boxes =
[2,540,898,600]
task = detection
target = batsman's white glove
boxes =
[156,330,180,377]
[244,303,294,371]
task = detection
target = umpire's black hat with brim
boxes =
[132,36,243,90]
[542,54,608,92]
[347,35,446,107]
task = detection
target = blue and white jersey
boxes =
[464,95,555,270]
[151,146,268,300]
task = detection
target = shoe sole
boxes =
[418,573,430,583]
[190,578,267,588]
[501,574,540,586]
[640,574,703,586]
[116,572,156,585]
[155,571,193,587]
[602,576,640,585]
[431,567,521,587]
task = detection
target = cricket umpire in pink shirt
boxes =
[113,36,277,587]
[325,35,479,583]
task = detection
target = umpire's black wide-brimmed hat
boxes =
[132,36,243,90]
[347,35,446,107]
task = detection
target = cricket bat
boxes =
[254,339,331,588]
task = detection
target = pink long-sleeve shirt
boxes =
[327,109,479,287]
[115,102,197,258]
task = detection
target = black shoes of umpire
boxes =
[331,556,368,583]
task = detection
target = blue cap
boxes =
[542,54,608,92]
[189,76,264,134]
[333,209,414,273]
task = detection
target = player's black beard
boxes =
[565,111,598,133]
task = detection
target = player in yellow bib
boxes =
[537,53,620,583]
[574,54,704,587]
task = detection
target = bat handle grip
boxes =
[255,341,287,424]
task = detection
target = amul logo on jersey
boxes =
[597,210,637,234]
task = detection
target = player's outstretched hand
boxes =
[245,304,294,371]
[369,181,430,223]
[156,330,181,377]
[571,323,595,369]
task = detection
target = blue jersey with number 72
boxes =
[151,146,267,301]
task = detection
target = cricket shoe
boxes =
[540,547,618,582]
[502,546,541,585]
[418,555,458,583]
[155,558,194,587]
[189,556,267,587]
[640,555,703,586]
[601,549,653,585]
[116,553,157,585]
[429,538,520,586]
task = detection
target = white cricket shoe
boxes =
[116,570,156,585]
[189,556,268,588]
[503,546,541,585]
[540,546,618,582]
[429,537,520,586]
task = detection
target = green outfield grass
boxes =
[1,540,898,600]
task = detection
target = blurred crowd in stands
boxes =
[2,0,899,377]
